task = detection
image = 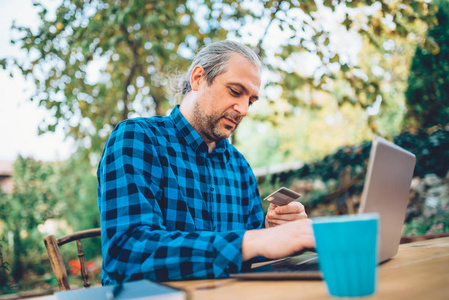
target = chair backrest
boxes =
[43,228,101,290]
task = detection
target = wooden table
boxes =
[166,237,449,300]
[27,237,449,299]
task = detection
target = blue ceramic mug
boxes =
[312,213,379,297]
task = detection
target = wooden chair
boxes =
[43,228,101,290]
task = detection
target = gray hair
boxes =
[175,40,261,96]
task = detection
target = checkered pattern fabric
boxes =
[97,105,264,284]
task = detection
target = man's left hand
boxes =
[265,201,308,228]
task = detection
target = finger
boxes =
[268,216,312,228]
[267,203,278,212]
[275,202,305,214]
[267,209,303,220]
[268,209,308,220]
[266,218,286,226]
[267,206,305,217]
[266,220,279,227]
[266,212,307,224]
[268,211,308,222]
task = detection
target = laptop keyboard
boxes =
[251,254,320,273]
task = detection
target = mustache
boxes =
[222,111,242,125]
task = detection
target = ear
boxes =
[190,65,205,91]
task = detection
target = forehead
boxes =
[220,53,261,88]
[226,53,261,72]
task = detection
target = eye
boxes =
[230,88,241,97]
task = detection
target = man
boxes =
[97,40,314,285]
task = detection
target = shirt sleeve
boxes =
[245,164,265,230]
[97,120,248,284]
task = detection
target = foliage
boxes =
[352,9,429,138]
[48,155,101,269]
[394,129,449,178]
[254,0,437,127]
[238,95,374,168]
[0,236,11,293]
[403,172,449,236]
[0,156,100,289]
[403,212,449,236]
[405,0,449,130]
[1,0,439,162]
[260,128,449,210]
[52,155,100,234]
[3,0,226,158]
[1,157,59,231]
[0,157,59,281]
[237,0,442,166]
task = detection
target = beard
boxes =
[192,102,242,143]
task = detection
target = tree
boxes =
[3,0,222,156]
[405,0,449,131]
[51,155,100,234]
[0,157,59,281]
[0,155,100,282]
[1,0,438,162]
[0,236,10,293]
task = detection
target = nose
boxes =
[233,99,249,117]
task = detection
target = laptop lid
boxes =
[359,136,416,262]
[231,136,416,279]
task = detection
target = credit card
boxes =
[263,187,302,206]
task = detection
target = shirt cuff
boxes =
[212,230,246,277]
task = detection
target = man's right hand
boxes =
[241,219,315,262]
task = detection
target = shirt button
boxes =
[210,186,214,192]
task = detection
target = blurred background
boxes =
[0,0,448,295]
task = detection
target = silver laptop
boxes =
[232,136,416,279]
[359,136,416,262]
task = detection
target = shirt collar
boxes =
[170,105,230,161]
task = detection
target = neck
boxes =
[179,98,217,153]
[206,141,216,153]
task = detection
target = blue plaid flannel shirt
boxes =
[97,105,264,284]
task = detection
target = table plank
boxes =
[166,237,449,300]
[375,237,449,299]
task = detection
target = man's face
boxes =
[191,53,261,144]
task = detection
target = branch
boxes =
[320,168,367,203]
[119,23,139,121]
[256,2,282,57]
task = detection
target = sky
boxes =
[0,0,74,162]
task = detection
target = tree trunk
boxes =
[11,227,24,281]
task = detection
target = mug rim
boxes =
[312,213,379,224]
